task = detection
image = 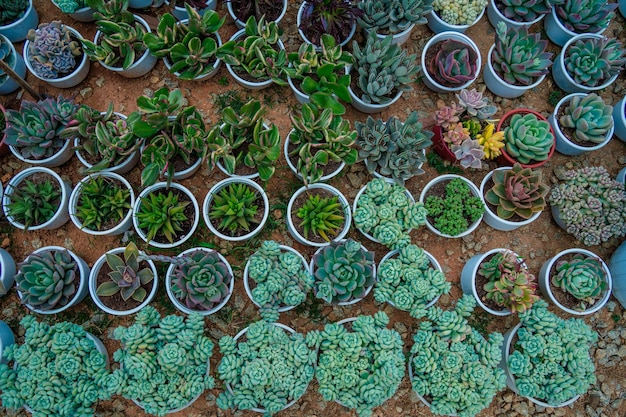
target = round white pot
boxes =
[426,8,484,33]
[297,1,356,47]
[421,31,481,93]
[228,0,288,29]
[0,248,16,297]
[609,239,626,309]
[348,85,403,114]
[133,182,200,249]
[89,247,158,316]
[366,23,415,46]
[0,33,26,95]
[618,167,626,184]
[284,130,346,183]
[544,6,607,47]
[69,172,135,236]
[287,74,311,105]
[203,177,269,242]
[287,183,351,247]
[0,0,38,42]
[419,174,483,238]
[538,248,612,316]
[163,28,221,81]
[169,0,217,20]
[9,135,73,167]
[166,247,234,316]
[17,246,90,315]
[483,44,546,99]
[480,167,542,231]
[613,95,626,142]
[3,167,71,231]
[549,93,614,156]
[0,320,14,365]
[486,0,545,30]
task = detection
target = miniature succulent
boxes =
[0,0,28,26]
[217,320,316,415]
[5,177,62,230]
[456,88,498,119]
[108,305,216,416]
[507,300,598,405]
[74,175,132,231]
[312,238,375,304]
[410,294,507,416]
[26,21,82,79]
[308,312,404,417]
[485,163,549,220]
[491,22,553,86]
[451,138,484,169]
[354,178,427,250]
[352,31,420,104]
[0,316,110,415]
[135,190,191,244]
[549,166,626,246]
[247,241,314,321]
[424,177,484,236]
[4,96,77,160]
[229,0,285,24]
[299,0,364,46]
[0,35,17,86]
[16,249,78,311]
[498,0,555,22]
[296,194,345,242]
[559,93,614,144]
[52,0,87,13]
[357,0,433,33]
[356,111,433,185]
[564,36,626,87]
[552,253,608,309]
[503,112,554,164]
[476,123,506,159]
[209,183,260,235]
[432,0,488,25]
[427,38,478,88]
[554,0,616,33]
[375,244,451,317]
[96,242,154,303]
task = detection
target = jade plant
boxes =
[354,178,427,250]
[209,182,260,236]
[554,0,616,33]
[409,294,507,417]
[424,177,484,236]
[26,21,82,79]
[431,0,487,25]
[559,93,614,145]
[307,312,404,417]
[5,177,62,230]
[217,320,316,415]
[564,36,626,88]
[296,194,345,242]
[552,253,608,311]
[0,316,110,415]
[96,242,154,304]
[74,175,132,231]
[375,244,451,317]
[507,300,598,405]
[503,112,554,164]
[108,305,216,416]
[357,0,432,34]
[298,0,364,46]
[135,190,191,244]
[356,111,433,184]
[0,0,28,26]
[426,38,478,88]
[312,238,375,304]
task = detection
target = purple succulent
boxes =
[427,39,478,88]
[451,139,484,169]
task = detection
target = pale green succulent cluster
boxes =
[108,305,215,416]
[508,300,598,405]
[248,241,314,322]
[410,294,506,417]
[217,321,316,415]
[552,253,607,310]
[503,112,554,164]
[0,316,110,415]
[357,0,433,33]
[308,312,404,417]
[375,244,451,317]
[559,93,614,144]
[354,178,427,250]
[432,0,487,25]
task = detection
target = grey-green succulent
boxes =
[559,93,613,144]
[26,21,82,79]
[554,0,616,34]
[499,0,557,22]
[503,112,554,164]
[0,34,17,85]
[357,0,433,34]
[564,36,626,87]
[552,253,608,310]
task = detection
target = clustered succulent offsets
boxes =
[432,0,487,25]
[0,0,28,25]
[424,177,485,236]
[26,21,82,79]
[559,93,614,144]
[552,253,608,310]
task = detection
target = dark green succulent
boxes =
[136,190,190,243]
[6,177,62,230]
[296,194,345,242]
[0,0,28,26]
[209,182,260,235]
[424,177,484,236]
[96,242,154,302]
[74,175,132,231]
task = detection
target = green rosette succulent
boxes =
[564,36,626,88]
[357,0,433,33]
[552,253,608,310]
[559,93,614,144]
[554,0,616,34]
[96,242,154,303]
[0,0,28,26]
[499,0,554,22]
[503,112,554,164]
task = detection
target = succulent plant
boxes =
[491,22,553,86]
[96,242,154,303]
[74,175,132,231]
[456,88,498,119]
[559,93,614,144]
[410,294,507,416]
[296,194,345,242]
[552,253,608,308]
[299,0,364,46]
[508,300,598,405]
[485,163,549,220]
[554,0,616,33]
[307,312,404,417]
[26,21,82,79]
[209,182,260,235]
[0,0,28,26]
[498,0,555,22]
[476,123,505,159]
[503,112,554,164]
[4,96,77,160]
[357,0,433,33]
[135,190,191,244]
[0,315,110,415]
[16,249,78,311]
[564,36,626,87]
[451,138,484,169]
[424,177,484,236]
[312,238,375,304]
[427,38,478,88]
[0,35,17,85]
[432,0,488,25]
[229,0,285,23]
[52,0,87,13]
[352,31,420,104]
[5,176,62,230]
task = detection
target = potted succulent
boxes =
[497,109,555,168]
[217,320,316,415]
[549,93,614,155]
[298,0,364,47]
[286,183,351,247]
[0,0,38,42]
[68,172,135,236]
[545,0,616,46]
[613,94,626,142]
[356,111,432,184]
[203,177,269,242]
[227,0,288,29]
[286,103,358,185]
[552,34,626,93]
[108,305,216,415]
[15,246,90,314]
[609,239,626,308]
[0,33,26,95]
[349,31,420,113]
[420,175,484,238]
[548,166,626,246]
[308,312,404,416]
[502,300,598,406]
[311,238,376,305]
[0,319,14,364]
[461,248,540,316]
[3,95,77,167]
[409,294,507,416]
[421,31,481,93]
[0,316,110,416]
[163,0,217,20]
[357,0,432,45]
[481,164,549,231]
[243,240,314,321]
[486,0,555,29]
[375,244,451,317]
[484,22,553,98]
[51,0,96,21]
[3,166,71,231]
[0,248,16,297]
[353,178,427,250]
[427,0,487,32]
[23,21,90,88]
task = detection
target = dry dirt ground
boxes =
[1,1,626,417]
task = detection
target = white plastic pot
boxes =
[0,320,14,365]
[348,85,403,114]
[284,130,346,183]
[163,27,221,81]
[0,248,16,297]
[66,6,96,22]
[9,136,74,167]
[426,8,484,33]
[486,0,545,30]
[228,0,287,29]
[613,95,626,142]
[0,0,38,42]
[483,44,546,99]
[609,239,626,309]
[367,23,415,46]
[0,33,26,95]
[297,1,356,47]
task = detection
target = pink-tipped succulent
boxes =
[427,39,478,88]
[456,88,498,119]
[443,123,470,145]
[434,102,462,129]
[451,139,484,169]
[97,242,154,302]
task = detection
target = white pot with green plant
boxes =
[0,0,38,42]
[357,0,432,45]
[426,0,486,33]
[227,0,287,29]
[0,33,26,95]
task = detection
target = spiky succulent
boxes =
[357,0,433,33]
[564,36,626,87]
[298,0,365,46]
[97,242,154,303]
[0,0,28,26]
[296,194,345,242]
[552,253,608,309]
[424,177,484,236]
[499,0,555,22]
[5,176,62,230]
[74,175,132,231]
[485,164,549,220]
[503,112,554,164]
[432,0,487,25]
[312,238,375,304]
[559,93,614,144]
[16,249,78,311]
[554,0,616,33]
[26,21,82,79]
[209,182,260,235]
[136,190,191,244]
[427,38,478,88]
[52,0,87,13]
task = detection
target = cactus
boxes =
[503,112,554,164]
[427,38,479,88]
[552,253,607,308]
[559,93,614,144]
[357,0,433,33]
[96,242,154,303]
[554,0,617,33]
[564,36,626,88]
[26,21,82,79]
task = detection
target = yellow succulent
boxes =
[477,123,505,159]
